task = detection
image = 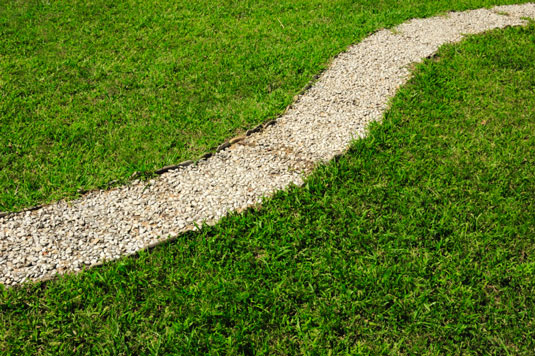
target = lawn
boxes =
[1,23,534,354]
[0,0,532,212]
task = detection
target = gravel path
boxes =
[1,3,534,287]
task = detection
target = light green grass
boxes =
[0,0,532,211]
[2,24,535,355]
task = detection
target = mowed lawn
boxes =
[0,0,532,211]
[2,24,535,354]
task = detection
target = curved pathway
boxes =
[1,3,535,287]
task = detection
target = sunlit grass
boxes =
[0,0,530,211]
[2,23,534,354]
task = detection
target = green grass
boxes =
[2,24,535,355]
[0,0,532,211]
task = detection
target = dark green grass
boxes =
[0,0,532,211]
[2,22,535,356]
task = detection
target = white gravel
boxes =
[1,3,534,287]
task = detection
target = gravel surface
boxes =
[1,3,534,287]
